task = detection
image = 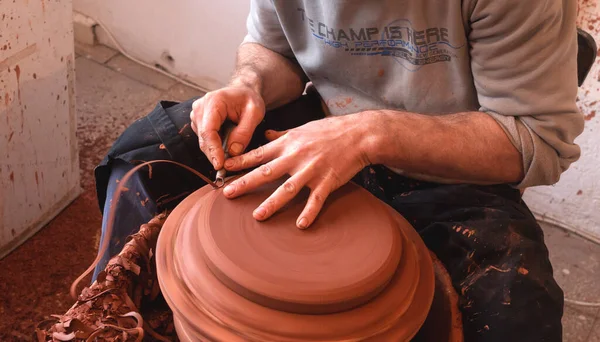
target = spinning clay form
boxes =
[156,177,435,341]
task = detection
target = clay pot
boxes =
[156,178,459,341]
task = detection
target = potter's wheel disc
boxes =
[195,181,402,314]
[156,179,435,341]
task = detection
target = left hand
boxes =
[222,113,374,229]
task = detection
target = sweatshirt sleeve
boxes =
[243,0,294,58]
[468,0,584,188]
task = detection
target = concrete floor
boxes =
[0,42,599,341]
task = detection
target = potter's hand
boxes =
[222,113,374,229]
[190,86,266,170]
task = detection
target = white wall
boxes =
[73,0,600,242]
[0,0,80,258]
[74,0,251,91]
[523,2,600,242]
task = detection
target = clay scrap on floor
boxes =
[35,213,176,342]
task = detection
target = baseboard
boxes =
[94,24,119,51]
[73,11,97,45]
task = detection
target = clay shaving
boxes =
[35,214,176,342]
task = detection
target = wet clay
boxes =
[156,178,435,341]
[201,182,403,314]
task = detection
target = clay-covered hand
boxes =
[222,113,374,229]
[190,85,265,170]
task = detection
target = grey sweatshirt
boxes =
[243,0,584,188]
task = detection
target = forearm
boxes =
[229,43,307,110]
[364,110,524,184]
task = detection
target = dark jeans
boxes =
[94,92,563,342]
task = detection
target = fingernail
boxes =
[297,217,308,229]
[223,185,234,196]
[224,159,234,169]
[211,157,219,169]
[254,207,266,219]
[230,142,243,155]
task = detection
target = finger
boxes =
[200,97,228,169]
[296,185,331,229]
[227,100,265,156]
[265,129,288,142]
[191,97,202,111]
[191,99,217,166]
[224,143,278,172]
[252,171,311,221]
[199,130,223,169]
[222,155,288,199]
[190,101,201,133]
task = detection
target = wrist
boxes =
[355,110,392,166]
[229,71,263,98]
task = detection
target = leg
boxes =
[92,92,325,279]
[92,97,209,278]
[92,159,158,279]
[354,166,563,342]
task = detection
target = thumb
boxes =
[227,101,264,156]
[265,129,289,141]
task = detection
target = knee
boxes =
[459,258,563,342]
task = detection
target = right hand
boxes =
[190,85,266,170]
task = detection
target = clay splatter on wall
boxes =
[584,110,596,120]
[576,1,600,122]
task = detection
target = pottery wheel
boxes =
[157,178,435,341]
